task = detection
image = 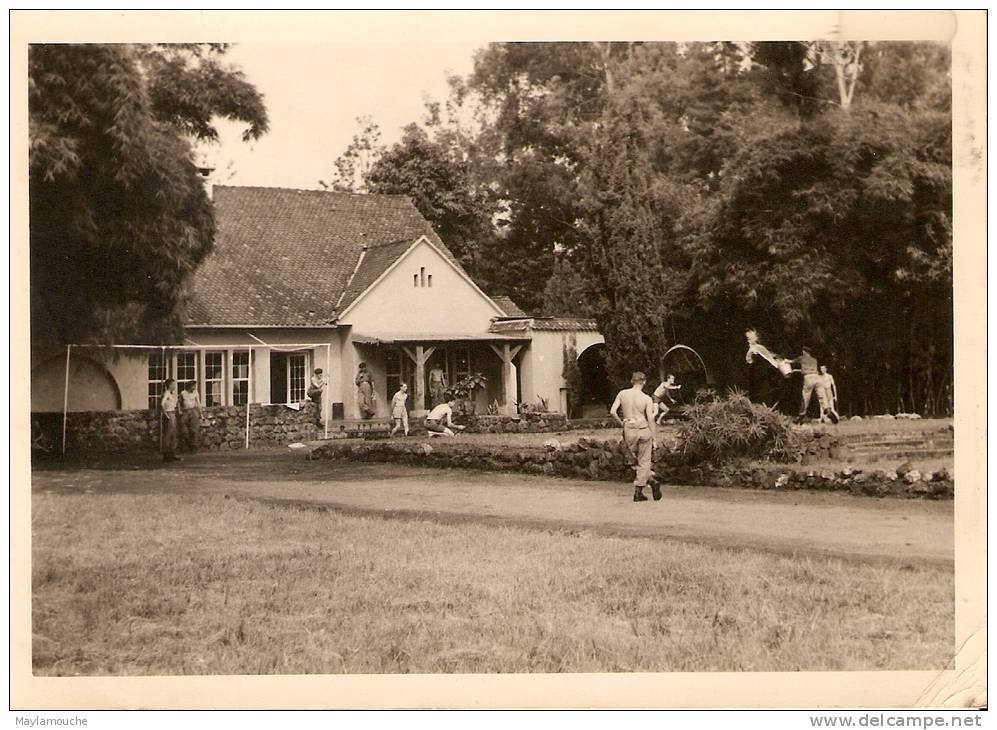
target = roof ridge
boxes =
[213,184,413,200]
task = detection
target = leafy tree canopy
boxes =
[29,43,268,347]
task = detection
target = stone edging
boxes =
[314,437,953,500]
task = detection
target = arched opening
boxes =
[31,354,122,412]
[574,342,614,418]
[659,345,712,411]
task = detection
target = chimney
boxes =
[196,166,215,200]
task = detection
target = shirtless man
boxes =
[428,361,448,409]
[610,372,660,502]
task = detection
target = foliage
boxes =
[516,395,551,415]
[319,115,384,192]
[542,256,597,318]
[575,93,681,376]
[561,341,584,418]
[450,373,488,400]
[29,43,268,347]
[678,389,799,465]
[332,41,953,416]
[365,124,490,268]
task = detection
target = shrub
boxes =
[678,389,798,465]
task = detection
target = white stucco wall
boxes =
[520,330,605,414]
[342,239,503,334]
[31,353,123,412]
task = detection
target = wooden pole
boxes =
[159,346,165,453]
[245,349,252,449]
[414,345,426,412]
[61,345,71,455]
[324,343,331,439]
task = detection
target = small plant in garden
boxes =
[678,388,799,465]
[451,373,488,414]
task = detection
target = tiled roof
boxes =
[187,186,462,326]
[490,295,529,318]
[489,317,600,333]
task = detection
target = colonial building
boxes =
[31,186,604,422]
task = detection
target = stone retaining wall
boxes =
[32,403,322,453]
[314,437,953,500]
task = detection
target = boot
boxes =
[650,479,662,501]
[633,486,648,502]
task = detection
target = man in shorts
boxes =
[390,382,410,436]
[610,372,660,502]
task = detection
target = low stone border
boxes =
[314,436,953,500]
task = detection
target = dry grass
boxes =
[32,492,953,675]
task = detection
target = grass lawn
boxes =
[32,491,953,675]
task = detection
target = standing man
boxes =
[160,378,180,462]
[791,346,820,424]
[178,380,202,452]
[817,365,840,424]
[428,359,448,409]
[390,382,410,437]
[355,362,375,419]
[308,368,327,427]
[610,372,660,502]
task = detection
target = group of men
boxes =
[159,378,203,462]
[610,350,841,503]
[793,347,839,424]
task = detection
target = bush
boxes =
[678,389,798,465]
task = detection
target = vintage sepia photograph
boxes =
[11,9,986,711]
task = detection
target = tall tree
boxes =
[365,124,492,268]
[29,43,268,347]
[576,95,683,379]
[319,115,384,192]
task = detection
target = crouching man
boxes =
[610,371,660,502]
[424,394,466,437]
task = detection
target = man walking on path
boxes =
[791,346,821,423]
[610,372,660,502]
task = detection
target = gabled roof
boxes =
[490,295,530,318]
[187,186,465,327]
[489,317,600,333]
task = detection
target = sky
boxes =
[199,42,481,190]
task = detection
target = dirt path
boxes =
[32,449,953,566]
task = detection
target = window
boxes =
[450,346,471,384]
[147,351,169,410]
[232,351,250,406]
[176,351,197,387]
[204,352,224,406]
[414,267,431,287]
[413,273,418,287]
[386,348,412,400]
[427,274,432,287]
[288,353,306,403]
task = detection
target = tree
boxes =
[319,115,384,192]
[541,255,596,317]
[575,96,682,377]
[29,43,268,347]
[685,98,952,415]
[365,124,490,268]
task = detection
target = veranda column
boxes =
[489,344,523,416]
[413,345,426,412]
